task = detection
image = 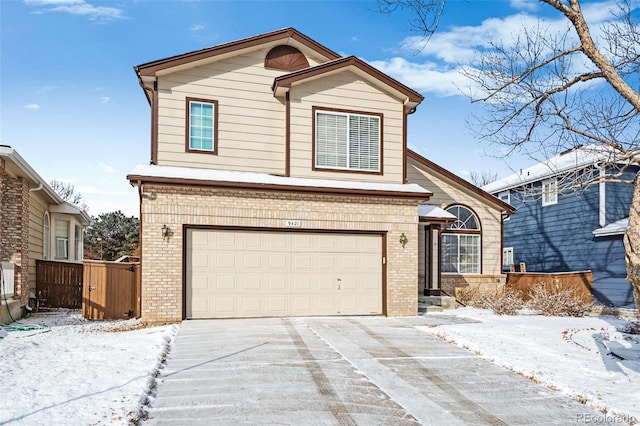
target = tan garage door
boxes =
[186,229,382,319]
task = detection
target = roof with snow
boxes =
[593,217,628,237]
[127,164,432,199]
[482,145,623,194]
[418,204,457,221]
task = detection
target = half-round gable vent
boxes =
[265,45,309,71]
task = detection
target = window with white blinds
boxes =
[315,110,380,172]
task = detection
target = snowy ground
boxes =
[0,308,638,425]
[420,308,640,425]
[0,310,178,425]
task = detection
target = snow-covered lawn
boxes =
[0,310,178,425]
[1,308,638,425]
[421,308,640,425]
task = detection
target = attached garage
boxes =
[185,228,384,319]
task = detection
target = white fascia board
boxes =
[0,145,64,204]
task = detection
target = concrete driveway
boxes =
[145,316,612,425]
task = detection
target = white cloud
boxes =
[100,96,111,104]
[23,103,41,110]
[97,163,117,173]
[368,57,475,97]
[189,23,205,32]
[380,0,629,99]
[24,0,125,22]
[510,0,538,12]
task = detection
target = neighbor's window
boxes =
[503,247,514,267]
[74,225,82,262]
[498,190,510,205]
[187,98,217,153]
[314,109,381,172]
[55,219,69,260]
[43,212,50,260]
[542,178,558,206]
[442,205,481,274]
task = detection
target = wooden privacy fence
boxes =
[36,260,83,309]
[82,260,141,320]
[506,270,593,304]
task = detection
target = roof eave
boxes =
[127,173,432,201]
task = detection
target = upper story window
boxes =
[542,177,558,206]
[314,107,381,173]
[55,219,69,260]
[442,205,481,274]
[498,190,510,204]
[43,212,50,260]
[186,98,218,154]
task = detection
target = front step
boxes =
[418,295,456,311]
[418,303,444,313]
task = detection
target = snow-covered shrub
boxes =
[526,282,590,317]
[478,289,524,315]
[456,286,482,306]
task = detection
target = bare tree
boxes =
[383,0,640,307]
[49,180,86,208]
[469,170,499,187]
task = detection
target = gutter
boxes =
[0,145,63,204]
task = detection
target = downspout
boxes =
[29,184,43,192]
[136,180,143,319]
[285,91,291,177]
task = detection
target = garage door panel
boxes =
[216,253,237,269]
[318,255,335,270]
[215,275,237,291]
[268,254,287,270]
[186,229,382,319]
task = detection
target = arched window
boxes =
[441,205,481,274]
[43,212,50,260]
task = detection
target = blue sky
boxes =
[0,0,624,216]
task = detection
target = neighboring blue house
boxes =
[483,145,638,309]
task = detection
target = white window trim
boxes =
[498,190,510,205]
[542,177,558,206]
[314,109,381,172]
[43,212,51,260]
[503,247,514,267]
[441,233,481,275]
[187,99,216,153]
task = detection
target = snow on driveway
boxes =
[0,310,178,425]
[1,308,638,425]
[420,308,640,425]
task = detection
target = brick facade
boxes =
[0,173,30,306]
[442,274,507,298]
[139,184,421,323]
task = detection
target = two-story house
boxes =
[1,145,90,322]
[483,145,638,310]
[128,28,513,323]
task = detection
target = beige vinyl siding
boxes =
[407,157,504,276]
[27,192,48,292]
[156,48,287,174]
[289,71,405,183]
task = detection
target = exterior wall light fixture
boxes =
[162,224,170,240]
[399,233,408,248]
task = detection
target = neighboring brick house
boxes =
[0,145,89,322]
[483,145,638,309]
[128,28,513,323]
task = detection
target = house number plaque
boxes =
[285,220,301,227]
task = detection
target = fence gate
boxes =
[82,260,141,320]
[36,260,83,309]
